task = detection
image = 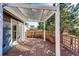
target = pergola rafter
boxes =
[3,3,56,22]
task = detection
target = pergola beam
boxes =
[44,21,46,41]
[4,3,56,10]
[44,11,55,21]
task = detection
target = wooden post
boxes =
[55,4,61,56]
[44,21,46,41]
[0,3,3,56]
[23,22,25,40]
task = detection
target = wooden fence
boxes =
[63,34,79,55]
[25,30,55,43]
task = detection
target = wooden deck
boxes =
[4,38,77,56]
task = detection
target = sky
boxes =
[27,22,39,28]
[32,3,53,6]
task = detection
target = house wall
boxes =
[0,4,3,56]
[3,12,24,54]
[3,14,12,54]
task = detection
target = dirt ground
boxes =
[4,38,76,56]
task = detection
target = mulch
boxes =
[4,38,75,56]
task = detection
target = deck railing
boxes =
[63,34,79,55]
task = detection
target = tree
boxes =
[38,3,79,37]
[38,22,44,30]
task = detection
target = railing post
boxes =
[0,3,3,56]
[55,3,61,56]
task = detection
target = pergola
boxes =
[0,3,60,56]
